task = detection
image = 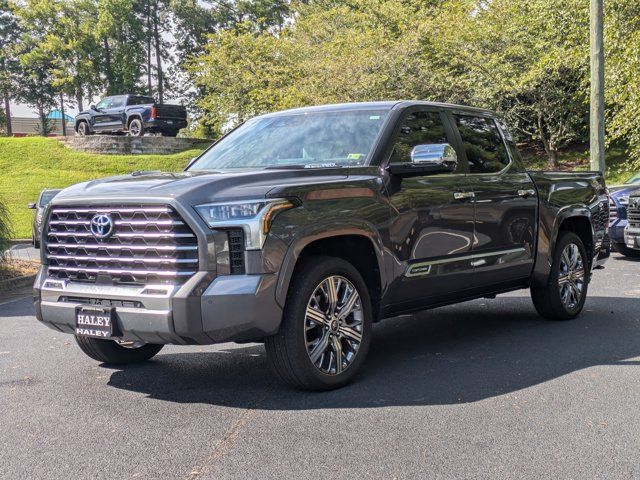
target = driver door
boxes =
[91,98,112,130]
[384,107,475,309]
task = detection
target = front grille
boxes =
[228,229,245,274]
[45,205,199,285]
[593,200,609,232]
[609,198,618,223]
[629,199,640,228]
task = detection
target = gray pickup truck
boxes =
[34,101,611,390]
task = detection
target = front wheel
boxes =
[76,121,91,136]
[265,256,373,390]
[75,336,163,364]
[531,232,589,320]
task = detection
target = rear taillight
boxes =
[150,106,157,119]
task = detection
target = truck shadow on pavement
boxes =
[102,295,640,410]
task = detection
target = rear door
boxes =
[448,112,537,288]
[385,107,475,308]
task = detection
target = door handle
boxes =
[453,192,475,200]
[517,189,536,198]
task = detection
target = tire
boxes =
[265,256,373,391]
[612,242,640,258]
[75,336,163,364]
[531,232,589,320]
[128,118,144,137]
[76,121,91,136]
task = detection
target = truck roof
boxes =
[262,100,498,117]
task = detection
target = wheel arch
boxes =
[275,228,386,320]
[126,114,143,128]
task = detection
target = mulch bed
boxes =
[0,259,39,282]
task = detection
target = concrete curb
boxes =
[0,274,36,293]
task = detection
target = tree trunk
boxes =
[59,93,67,137]
[146,0,153,96]
[537,114,558,169]
[3,92,11,135]
[76,91,84,113]
[38,104,45,137]
[103,37,113,94]
[1,57,12,135]
[153,3,164,103]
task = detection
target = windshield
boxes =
[626,173,640,184]
[39,190,60,207]
[189,109,390,170]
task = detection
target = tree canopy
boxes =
[1,0,640,169]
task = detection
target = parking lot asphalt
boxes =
[1,253,639,479]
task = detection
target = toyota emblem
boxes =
[90,213,114,239]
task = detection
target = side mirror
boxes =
[185,157,198,170]
[387,143,458,177]
[28,202,36,209]
[90,104,96,111]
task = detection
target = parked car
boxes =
[624,192,640,253]
[28,189,62,248]
[74,94,187,137]
[609,174,640,257]
[34,101,610,390]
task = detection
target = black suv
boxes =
[34,101,610,390]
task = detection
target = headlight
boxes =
[194,198,294,250]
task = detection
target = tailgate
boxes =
[155,104,187,120]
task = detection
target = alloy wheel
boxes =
[557,243,585,310]
[304,275,363,375]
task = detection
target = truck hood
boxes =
[52,168,350,206]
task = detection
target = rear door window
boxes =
[453,115,510,174]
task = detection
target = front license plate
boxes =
[75,307,114,338]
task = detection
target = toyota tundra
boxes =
[34,101,611,390]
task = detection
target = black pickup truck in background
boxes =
[74,94,188,137]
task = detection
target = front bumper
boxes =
[624,226,640,251]
[33,267,282,345]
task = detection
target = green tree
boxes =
[605,0,640,169]
[0,0,21,135]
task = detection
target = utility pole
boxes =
[590,0,605,173]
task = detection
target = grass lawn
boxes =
[0,137,207,239]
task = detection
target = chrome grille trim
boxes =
[48,266,196,277]
[47,255,198,264]
[52,207,172,214]
[46,243,197,252]
[47,231,195,238]
[45,204,199,285]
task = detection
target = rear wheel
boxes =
[128,118,144,137]
[531,232,589,320]
[265,256,373,390]
[75,336,163,364]
[612,242,640,258]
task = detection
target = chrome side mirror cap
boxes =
[410,143,458,170]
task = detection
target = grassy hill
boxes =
[0,137,207,239]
